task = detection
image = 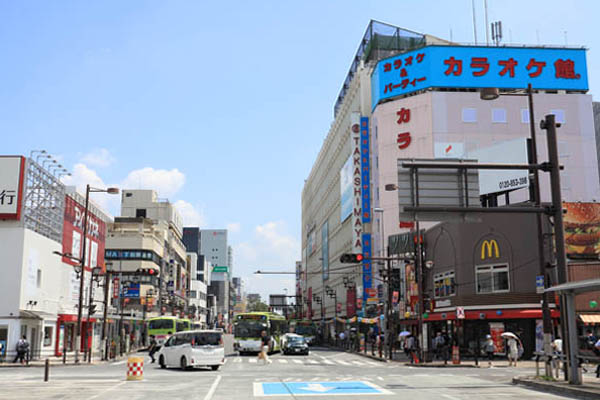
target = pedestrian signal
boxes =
[339,253,364,263]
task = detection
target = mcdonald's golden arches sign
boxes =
[481,239,500,260]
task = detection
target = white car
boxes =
[158,330,224,370]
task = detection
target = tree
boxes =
[247,300,269,312]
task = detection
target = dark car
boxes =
[283,335,309,355]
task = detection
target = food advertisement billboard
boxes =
[564,202,600,257]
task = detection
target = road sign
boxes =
[122,283,140,298]
[213,266,229,273]
[456,307,465,319]
[536,275,545,294]
[254,381,392,397]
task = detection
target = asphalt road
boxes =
[0,348,571,400]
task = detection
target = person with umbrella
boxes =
[501,332,523,367]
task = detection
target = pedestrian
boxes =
[484,334,495,368]
[433,332,445,361]
[339,331,346,349]
[441,331,450,364]
[406,334,417,364]
[552,336,563,378]
[13,335,29,365]
[507,337,519,367]
[257,330,272,365]
[148,335,158,363]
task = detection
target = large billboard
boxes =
[0,156,26,220]
[564,202,600,258]
[372,45,588,108]
[62,195,107,271]
[468,137,530,195]
[340,155,353,222]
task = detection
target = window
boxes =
[189,290,197,299]
[492,108,507,123]
[550,109,565,124]
[44,326,53,347]
[476,264,509,293]
[462,108,477,123]
[433,270,456,298]
[136,208,147,218]
[521,109,530,123]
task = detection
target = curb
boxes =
[513,377,600,400]
[403,363,478,368]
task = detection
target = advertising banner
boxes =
[321,221,329,280]
[340,155,353,222]
[360,116,372,303]
[62,195,106,271]
[563,202,600,257]
[489,322,505,354]
[372,45,588,108]
[0,156,25,220]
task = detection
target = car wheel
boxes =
[159,355,166,369]
[211,365,219,371]
[180,356,188,370]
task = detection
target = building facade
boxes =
[199,229,232,326]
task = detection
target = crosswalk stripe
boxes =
[307,359,319,364]
[293,360,303,364]
[364,361,380,366]
[323,359,335,365]
[249,359,257,363]
[335,360,350,365]
[278,359,288,364]
[352,361,364,366]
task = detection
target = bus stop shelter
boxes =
[546,278,600,385]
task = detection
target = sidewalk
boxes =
[0,351,146,368]
[513,375,600,399]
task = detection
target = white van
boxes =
[158,330,224,370]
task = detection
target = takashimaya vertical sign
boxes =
[360,117,372,302]
[0,156,26,220]
[350,112,363,255]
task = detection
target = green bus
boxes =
[233,312,287,354]
[148,316,191,346]
[289,320,317,345]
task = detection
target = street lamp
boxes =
[74,184,118,363]
[480,83,554,377]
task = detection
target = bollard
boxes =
[126,356,144,381]
[44,359,49,382]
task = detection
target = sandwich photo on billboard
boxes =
[563,202,600,257]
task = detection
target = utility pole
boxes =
[415,223,424,363]
[101,269,111,360]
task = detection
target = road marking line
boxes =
[307,359,319,364]
[352,361,364,366]
[335,360,350,365]
[234,358,242,363]
[223,359,228,364]
[365,361,380,366]
[377,376,384,381]
[442,395,461,400]
[112,360,127,366]
[293,360,303,364]
[249,358,258,363]
[203,375,222,400]
[86,382,126,400]
[323,359,334,365]
[278,359,288,364]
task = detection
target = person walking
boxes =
[258,331,272,365]
[433,332,445,361]
[484,334,495,368]
[148,335,158,363]
[406,334,417,364]
[507,337,519,367]
[13,335,29,365]
[552,336,563,378]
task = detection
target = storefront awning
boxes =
[58,314,97,323]
[19,310,56,320]
[579,314,600,325]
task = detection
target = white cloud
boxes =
[226,222,241,234]
[60,163,120,215]
[80,148,116,168]
[174,200,206,227]
[121,167,185,198]
[233,220,300,301]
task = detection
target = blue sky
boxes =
[2,1,598,301]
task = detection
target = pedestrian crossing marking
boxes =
[323,359,334,365]
[249,359,257,363]
[352,361,364,366]
[278,359,288,364]
[230,356,385,367]
[335,360,350,365]
[307,359,319,364]
[293,360,303,364]
[234,358,242,363]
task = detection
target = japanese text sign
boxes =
[372,45,588,109]
[0,156,25,220]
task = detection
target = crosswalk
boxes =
[229,356,382,368]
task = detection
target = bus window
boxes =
[149,318,174,331]
[176,321,185,332]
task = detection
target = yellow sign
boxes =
[481,239,500,260]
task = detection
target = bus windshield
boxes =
[149,318,175,331]
[294,325,316,336]
[234,320,268,338]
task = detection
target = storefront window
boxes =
[433,270,455,298]
[44,326,53,347]
[476,264,509,293]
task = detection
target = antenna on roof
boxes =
[471,0,478,44]
[491,21,503,46]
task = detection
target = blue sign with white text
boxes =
[372,45,588,109]
[255,381,391,396]
[122,283,140,298]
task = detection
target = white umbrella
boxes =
[399,331,412,337]
[501,332,518,339]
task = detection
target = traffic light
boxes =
[89,304,97,315]
[339,253,364,263]
[136,268,159,276]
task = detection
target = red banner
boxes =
[346,287,356,317]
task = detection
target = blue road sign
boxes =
[536,275,545,294]
[254,381,391,396]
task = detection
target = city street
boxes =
[0,348,571,399]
